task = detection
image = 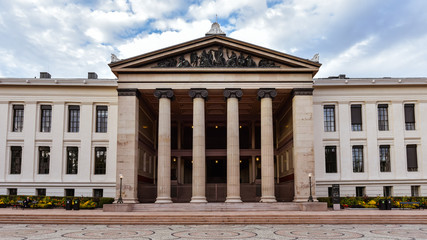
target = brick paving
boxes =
[0,223,426,239]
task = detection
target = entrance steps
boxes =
[132,202,303,212]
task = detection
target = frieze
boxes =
[155,46,280,68]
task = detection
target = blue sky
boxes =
[0,0,426,79]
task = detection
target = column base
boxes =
[190,197,208,203]
[293,196,318,202]
[225,197,242,203]
[260,196,277,203]
[155,197,172,203]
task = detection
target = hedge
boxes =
[318,196,427,209]
[0,195,114,209]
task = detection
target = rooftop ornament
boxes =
[205,22,226,37]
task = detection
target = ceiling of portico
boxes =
[139,89,291,125]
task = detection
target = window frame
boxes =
[406,144,418,172]
[38,146,50,174]
[323,105,336,132]
[379,145,391,172]
[40,105,52,132]
[404,103,415,130]
[94,147,107,175]
[12,105,24,132]
[95,105,108,133]
[356,186,365,197]
[68,105,80,132]
[66,147,79,174]
[352,145,364,173]
[377,104,389,131]
[325,146,337,173]
[351,104,362,131]
[10,146,22,174]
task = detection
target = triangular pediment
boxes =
[109,35,321,76]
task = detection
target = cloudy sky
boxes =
[0,0,426,79]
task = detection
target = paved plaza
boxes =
[0,224,426,240]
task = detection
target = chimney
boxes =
[88,72,98,79]
[40,72,51,79]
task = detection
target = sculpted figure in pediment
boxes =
[237,52,246,67]
[226,50,237,67]
[190,52,199,67]
[177,55,191,68]
[245,55,256,67]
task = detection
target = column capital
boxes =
[291,88,313,97]
[257,88,277,100]
[189,88,208,99]
[117,88,141,99]
[224,88,243,100]
[154,88,174,100]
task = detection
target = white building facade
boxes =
[314,76,427,197]
[0,74,118,198]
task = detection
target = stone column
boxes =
[224,89,243,202]
[116,89,140,203]
[189,89,208,203]
[258,88,277,203]
[292,88,315,202]
[154,89,174,203]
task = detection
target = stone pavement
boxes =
[0,223,427,239]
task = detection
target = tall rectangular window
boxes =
[40,105,52,132]
[351,104,362,131]
[406,144,418,172]
[356,187,365,197]
[379,145,391,172]
[378,104,389,131]
[352,145,364,172]
[10,146,22,174]
[324,105,336,132]
[68,105,80,132]
[404,104,415,130]
[96,106,108,133]
[94,147,107,175]
[383,186,392,197]
[12,105,24,132]
[411,186,420,197]
[66,147,78,174]
[325,146,337,173]
[38,147,50,174]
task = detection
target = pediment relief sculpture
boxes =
[155,46,279,68]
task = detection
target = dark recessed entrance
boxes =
[207,157,226,183]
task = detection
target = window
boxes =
[325,146,337,173]
[356,187,365,197]
[96,106,108,132]
[66,147,78,174]
[323,105,336,132]
[411,186,420,197]
[68,105,80,132]
[40,105,52,132]
[93,189,103,198]
[406,144,418,172]
[379,145,391,172]
[404,104,415,130]
[10,146,22,174]
[378,104,389,131]
[8,188,17,195]
[12,105,24,132]
[351,104,362,131]
[352,145,364,172]
[94,147,107,175]
[383,186,392,197]
[37,188,46,196]
[38,147,50,174]
[65,189,75,197]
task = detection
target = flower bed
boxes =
[318,196,427,209]
[0,195,114,209]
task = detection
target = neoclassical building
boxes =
[1,23,426,202]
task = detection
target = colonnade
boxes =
[153,88,277,203]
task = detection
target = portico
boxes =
[110,23,320,204]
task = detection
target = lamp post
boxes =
[117,174,123,204]
[308,173,313,202]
